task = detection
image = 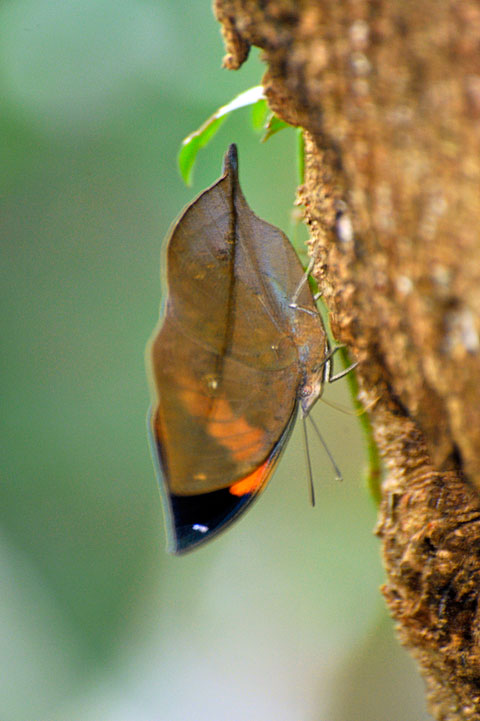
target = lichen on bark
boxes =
[214,1,480,719]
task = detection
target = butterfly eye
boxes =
[300,384,313,399]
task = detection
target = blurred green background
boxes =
[1,1,431,719]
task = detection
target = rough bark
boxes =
[213,1,480,719]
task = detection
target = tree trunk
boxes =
[214,1,480,719]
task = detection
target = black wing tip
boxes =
[165,487,254,555]
[167,521,213,555]
[223,143,238,176]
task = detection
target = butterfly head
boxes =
[299,366,325,417]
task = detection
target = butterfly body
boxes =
[149,145,329,553]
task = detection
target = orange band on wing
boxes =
[180,386,265,462]
[207,401,264,462]
[229,458,270,497]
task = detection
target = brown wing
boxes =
[164,150,320,363]
[151,317,299,494]
[149,145,324,496]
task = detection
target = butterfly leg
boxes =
[289,256,331,314]
[323,344,358,384]
[289,257,358,382]
[289,257,318,317]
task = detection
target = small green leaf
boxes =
[216,85,265,115]
[178,85,265,185]
[261,113,290,142]
[251,99,269,131]
[178,117,226,186]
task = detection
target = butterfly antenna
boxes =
[320,394,380,417]
[308,415,343,481]
[320,396,360,416]
[302,416,316,506]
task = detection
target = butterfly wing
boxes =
[149,401,297,553]
[148,145,324,552]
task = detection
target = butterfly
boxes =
[148,144,353,553]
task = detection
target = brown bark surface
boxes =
[214,2,480,719]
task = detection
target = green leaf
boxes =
[337,346,382,504]
[261,113,290,142]
[178,85,265,185]
[178,117,226,186]
[251,99,269,131]
[296,129,305,184]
